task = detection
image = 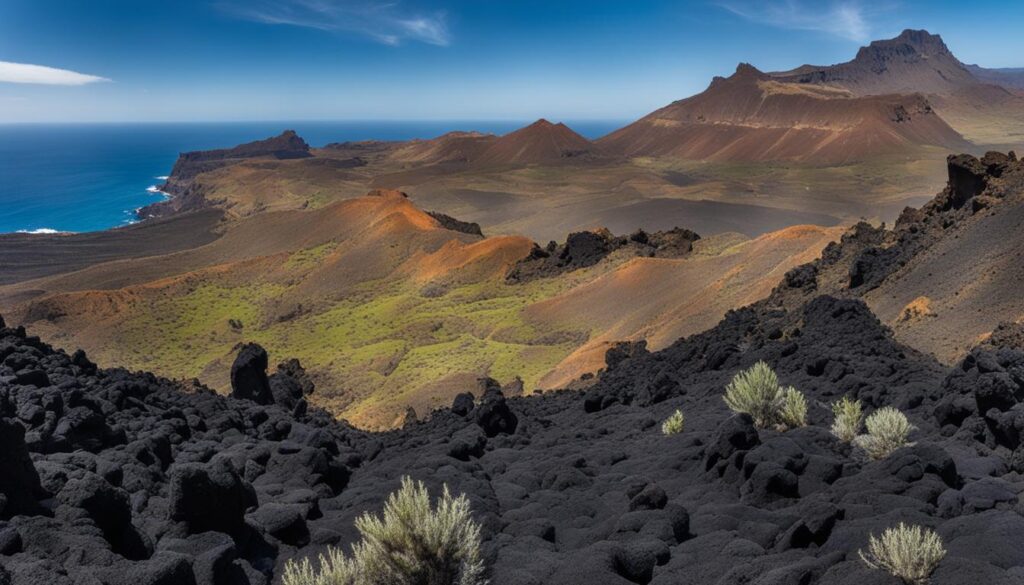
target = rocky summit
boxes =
[4,169,1024,585]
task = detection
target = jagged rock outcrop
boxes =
[771,29,978,96]
[230,343,274,405]
[507,227,700,283]
[763,151,1024,363]
[427,211,485,237]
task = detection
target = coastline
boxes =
[5,174,172,236]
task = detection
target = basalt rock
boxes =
[506,227,700,283]
[0,418,47,518]
[231,343,274,405]
[473,384,518,437]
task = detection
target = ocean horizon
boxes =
[0,120,626,234]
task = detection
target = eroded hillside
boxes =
[0,187,841,429]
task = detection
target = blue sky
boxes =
[1,0,1022,123]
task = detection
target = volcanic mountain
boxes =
[598,63,967,164]
[770,29,1024,144]
[771,29,977,96]
[471,119,601,167]
[389,131,499,165]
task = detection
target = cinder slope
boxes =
[529,226,844,387]
[599,64,966,164]
[389,131,498,164]
[767,151,1024,364]
[472,119,601,167]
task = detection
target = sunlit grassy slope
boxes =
[101,249,584,429]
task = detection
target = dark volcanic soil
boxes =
[0,210,224,287]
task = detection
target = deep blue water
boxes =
[0,121,625,234]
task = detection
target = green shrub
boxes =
[283,547,357,585]
[779,387,808,429]
[830,396,863,442]
[854,407,915,460]
[859,523,945,584]
[282,476,486,585]
[723,361,807,430]
[723,361,781,428]
[661,409,685,435]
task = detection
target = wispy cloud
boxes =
[719,1,883,43]
[0,61,110,85]
[222,0,450,46]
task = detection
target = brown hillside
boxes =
[0,190,545,429]
[528,225,844,387]
[966,64,1024,90]
[598,63,967,164]
[770,29,1024,145]
[472,119,600,167]
[0,184,853,429]
[389,131,498,164]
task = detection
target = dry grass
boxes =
[283,477,486,585]
[830,396,863,442]
[854,407,915,459]
[859,523,945,584]
[723,361,808,431]
[661,409,685,435]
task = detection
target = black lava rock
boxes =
[230,343,274,405]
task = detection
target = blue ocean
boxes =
[0,121,624,234]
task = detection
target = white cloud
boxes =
[719,0,880,43]
[223,0,450,46]
[0,61,110,85]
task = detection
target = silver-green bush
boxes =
[283,547,357,585]
[859,522,945,584]
[723,361,807,430]
[779,386,808,429]
[282,476,486,585]
[661,409,685,435]
[830,396,863,442]
[854,406,915,460]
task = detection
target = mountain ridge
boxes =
[598,61,967,164]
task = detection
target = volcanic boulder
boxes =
[57,472,150,559]
[0,418,47,519]
[473,384,518,437]
[230,343,274,405]
[167,457,257,537]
